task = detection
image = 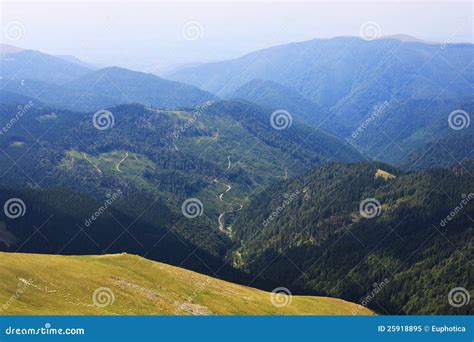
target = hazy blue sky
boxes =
[1,1,473,73]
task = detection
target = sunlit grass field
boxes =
[0,252,374,315]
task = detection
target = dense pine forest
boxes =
[231,162,473,314]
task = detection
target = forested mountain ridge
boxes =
[400,134,474,170]
[229,84,474,171]
[0,46,93,84]
[0,99,361,193]
[230,161,474,314]
[169,37,473,126]
[2,40,472,171]
[0,45,218,111]
[348,98,474,168]
[64,67,219,109]
[228,79,342,135]
[0,66,218,112]
[169,37,473,170]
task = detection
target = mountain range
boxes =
[0,44,216,111]
[0,36,472,315]
[169,37,473,168]
[169,37,473,123]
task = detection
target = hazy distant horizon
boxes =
[1,1,473,74]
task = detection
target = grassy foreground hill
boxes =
[0,252,373,315]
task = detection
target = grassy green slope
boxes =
[0,252,373,315]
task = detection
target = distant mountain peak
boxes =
[0,43,25,55]
[94,66,158,78]
[378,34,434,44]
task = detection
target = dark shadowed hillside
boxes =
[230,162,473,315]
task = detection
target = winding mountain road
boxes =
[219,184,232,202]
[214,156,245,234]
[116,152,129,172]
